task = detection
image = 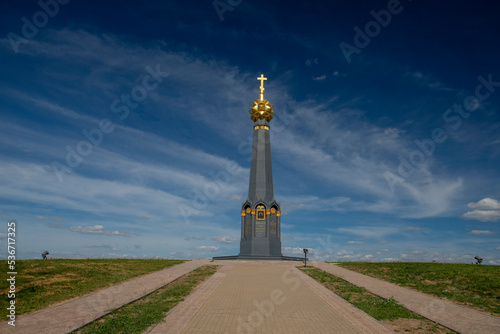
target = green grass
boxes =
[334,262,500,315]
[0,259,185,318]
[300,267,454,333]
[300,267,420,321]
[73,265,219,334]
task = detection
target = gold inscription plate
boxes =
[256,209,265,220]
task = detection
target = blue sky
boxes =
[1,0,499,263]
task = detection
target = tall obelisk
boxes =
[238,74,283,259]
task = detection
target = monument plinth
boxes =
[214,75,302,261]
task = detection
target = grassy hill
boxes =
[0,258,184,318]
[335,262,500,315]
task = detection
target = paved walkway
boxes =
[313,261,500,334]
[147,261,394,334]
[4,259,498,334]
[0,260,209,334]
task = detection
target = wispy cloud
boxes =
[335,226,401,239]
[212,236,239,244]
[192,246,219,252]
[468,230,495,235]
[405,71,453,92]
[185,236,205,241]
[346,240,366,244]
[70,225,138,237]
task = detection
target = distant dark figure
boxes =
[474,256,483,265]
[42,251,49,260]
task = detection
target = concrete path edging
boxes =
[313,261,500,334]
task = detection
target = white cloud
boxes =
[283,247,315,255]
[273,99,464,219]
[212,236,239,244]
[384,127,405,138]
[402,226,423,231]
[70,225,137,237]
[463,198,500,222]
[336,250,353,256]
[469,230,495,235]
[279,196,350,213]
[86,244,119,251]
[193,246,219,252]
[467,198,500,210]
[346,241,365,244]
[405,71,452,92]
[230,194,243,200]
[336,226,400,239]
[185,236,205,241]
[312,74,326,81]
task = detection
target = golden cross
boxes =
[257,74,267,94]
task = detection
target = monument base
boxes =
[212,254,306,261]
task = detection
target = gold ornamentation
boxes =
[251,209,255,215]
[250,99,274,122]
[241,210,245,217]
[250,74,274,122]
[277,211,281,217]
[266,209,271,215]
[256,209,265,220]
[257,74,267,97]
[246,207,251,214]
[271,208,276,214]
[257,205,265,209]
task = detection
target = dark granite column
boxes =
[213,75,302,261]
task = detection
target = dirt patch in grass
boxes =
[381,318,453,334]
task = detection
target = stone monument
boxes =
[214,75,302,261]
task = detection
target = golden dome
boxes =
[250,98,274,122]
[250,74,274,122]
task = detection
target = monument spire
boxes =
[214,75,302,261]
[239,74,282,259]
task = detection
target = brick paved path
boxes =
[313,261,500,334]
[5,259,497,334]
[0,260,209,334]
[148,261,394,334]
